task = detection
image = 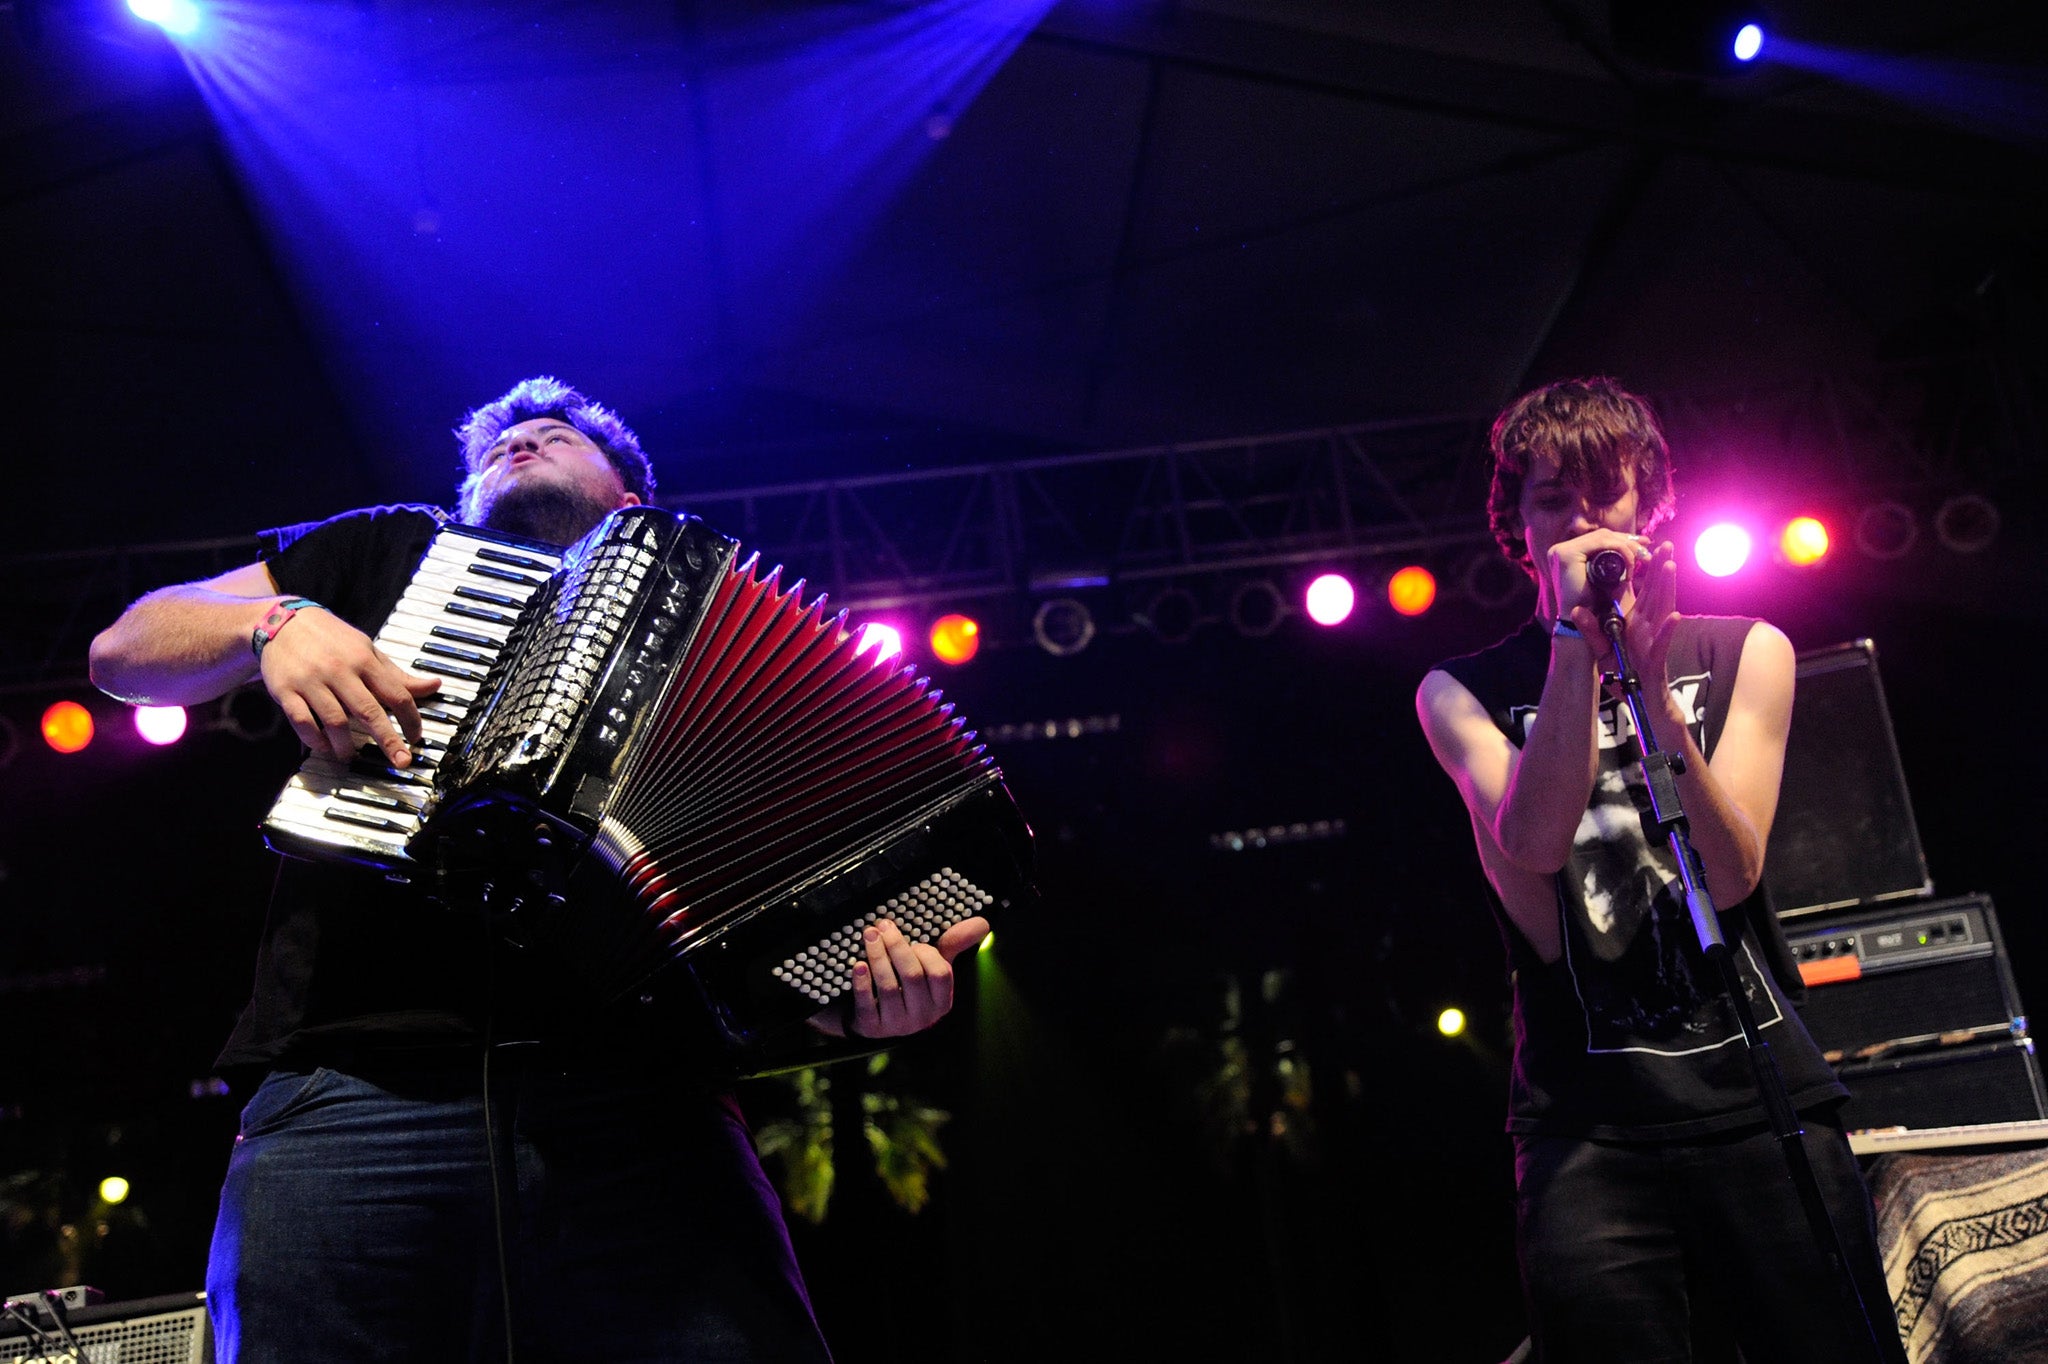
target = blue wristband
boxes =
[1551,619,1583,639]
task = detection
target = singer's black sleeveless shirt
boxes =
[1435,616,1846,1139]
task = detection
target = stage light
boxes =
[1779,517,1829,567]
[134,704,189,745]
[1304,573,1355,626]
[1461,551,1527,611]
[99,1176,131,1205]
[1934,494,2000,554]
[1855,501,1918,560]
[42,700,94,754]
[1208,819,1347,853]
[855,623,903,662]
[1032,598,1097,656]
[1693,523,1751,578]
[128,0,202,37]
[1136,588,1198,645]
[1437,1008,1467,1038]
[1613,0,1768,76]
[928,613,981,665]
[1387,566,1437,617]
[1228,581,1286,638]
[986,714,1121,744]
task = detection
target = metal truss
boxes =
[664,411,1497,619]
[6,357,2037,695]
[5,536,265,699]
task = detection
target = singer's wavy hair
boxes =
[454,376,656,521]
[1486,377,1676,580]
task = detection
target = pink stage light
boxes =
[1694,523,1752,578]
[855,622,904,662]
[1304,573,1356,626]
[135,705,189,745]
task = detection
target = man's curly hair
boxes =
[1486,377,1676,580]
[454,377,656,521]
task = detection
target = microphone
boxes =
[1586,547,1631,602]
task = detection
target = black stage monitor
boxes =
[1764,639,1932,920]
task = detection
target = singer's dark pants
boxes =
[207,1052,831,1363]
[1513,1112,1908,1364]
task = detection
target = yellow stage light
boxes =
[929,613,981,665]
[1780,516,1830,566]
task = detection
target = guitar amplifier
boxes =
[1764,639,1932,920]
[1786,896,2048,1129]
[0,1291,210,1363]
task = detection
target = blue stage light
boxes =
[128,0,203,37]
[1732,23,1765,62]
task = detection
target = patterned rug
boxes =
[1873,1148,2048,1364]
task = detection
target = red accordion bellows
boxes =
[595,554,988,958]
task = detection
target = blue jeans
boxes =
[207,1054,830,1363]
[1513,1115,1907,1364]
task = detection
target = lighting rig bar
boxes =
[662,411,1497,619]
[4,359,2034,693]
[4,535,261,697]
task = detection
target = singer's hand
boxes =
[1616,540,1681,694]
[1547,528,1651,627]
[1564,540,1679,680]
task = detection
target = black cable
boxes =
[2,1301,63,1359]
[480,897,519,1364]
[40,1294,84,1362]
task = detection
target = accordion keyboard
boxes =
[260,525,561,870]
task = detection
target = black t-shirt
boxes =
[216,505,479,1070]
[1436,616,1847,1139]
[215,505,717,1077]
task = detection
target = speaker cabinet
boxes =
[1834,1038,2048,1132]
[1786,896,2048,1129]
[0,1291,210,1364]
[1765,639,1932,919]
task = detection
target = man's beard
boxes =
[474,479,620,547]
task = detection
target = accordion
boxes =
[261,506,1033,1046]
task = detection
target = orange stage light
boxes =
[1387,566,1437,617]
[42,700,95,754]
[929,613,981,665]
[1780,516,1830,566]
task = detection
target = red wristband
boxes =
[252,597,324,659]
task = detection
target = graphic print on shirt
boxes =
[1509,670,1784,1057]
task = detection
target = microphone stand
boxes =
[1592,576,1895,1364]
